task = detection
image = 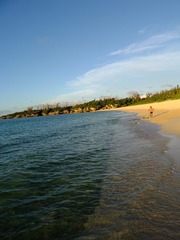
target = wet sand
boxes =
[119,99,180,137]
[118,99,180,174]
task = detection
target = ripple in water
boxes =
[0,112,179,240]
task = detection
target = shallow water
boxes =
[0,111,179,239]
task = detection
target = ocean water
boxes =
[0,111,179,240]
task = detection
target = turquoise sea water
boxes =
[0,111,179,240]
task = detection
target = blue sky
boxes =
[1,0,180,115]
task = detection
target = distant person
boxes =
[148,106,154,118]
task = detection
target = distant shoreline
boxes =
[1,86,180,120]
[1,99,180,137]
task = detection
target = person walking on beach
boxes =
[148,106,154,118]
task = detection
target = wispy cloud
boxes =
[138,28,146,35]
[161,84,174,89]
[66,50,180,100]
[110,29,180,56]
[54,29,180,102]
[37,37,49,45]
[73,51,180,85]
[0,110,12,116]
[52,88,97,103]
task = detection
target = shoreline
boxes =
[117,99,180,138]
[117,99,180,170]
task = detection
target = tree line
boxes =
[1,85,180,119]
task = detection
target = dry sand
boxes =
[119,99,180,137]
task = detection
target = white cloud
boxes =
[54,29,180,102]
[72,50,180,85]
[138,29,146,35]
[52,88,97,103]
[65,50,180,100]
[110,29,180,56]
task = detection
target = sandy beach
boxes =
[119,99,180,137]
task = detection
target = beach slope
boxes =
[119,99,180,137]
